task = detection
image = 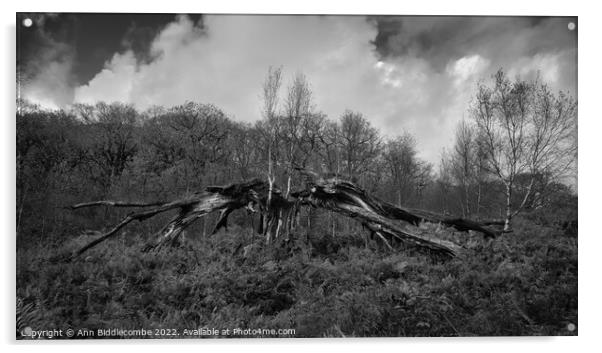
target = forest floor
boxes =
[16,218,577,338]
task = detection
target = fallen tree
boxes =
[65,169,499,261]
[292,168,500,238]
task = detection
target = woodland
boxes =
[16,68,577,337]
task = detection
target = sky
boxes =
[17,13,577,165]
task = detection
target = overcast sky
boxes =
[17,14,577,165]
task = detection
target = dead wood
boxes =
[68,179,266,260]
[294,167,499,238]
[66,169,486,260]
[67,200,167,210]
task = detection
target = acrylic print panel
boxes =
[16,13,577,339]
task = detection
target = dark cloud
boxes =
[17,13,196,85]
[371,16,577,72]
[17,13,73,79]
[17,13,77,107]
[121,24,162,64]
[121,14,206,64]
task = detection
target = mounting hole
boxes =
[22,18,33,27]
[568,22,576,31]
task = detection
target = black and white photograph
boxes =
[14,9,580,341]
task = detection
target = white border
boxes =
[2,1,599,352]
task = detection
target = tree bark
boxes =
[504,183,513,232]
[66,169,499,261]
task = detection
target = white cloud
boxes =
[19,31,74,109]
[508,52,568,88]
[20,60,73,110]
[23,15,577,166]
[74,51,137,104]
[447,54,490,87]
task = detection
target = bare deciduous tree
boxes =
[282,72,314,197]
[383,133,420,207]
[451,120,474,217]
[260,66,283,241]
[72,102,139,189]
[338,110,381,180]
[472,69,577,231]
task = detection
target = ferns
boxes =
[16,221,577,338]
[16,297,42,336]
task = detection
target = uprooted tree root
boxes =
[65,169,499,262]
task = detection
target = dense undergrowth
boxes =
[16,218,577,338]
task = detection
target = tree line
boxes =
[16,67,577,242]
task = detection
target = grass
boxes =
[16,218,577,338]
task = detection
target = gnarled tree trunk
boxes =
[65,169,499,261]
